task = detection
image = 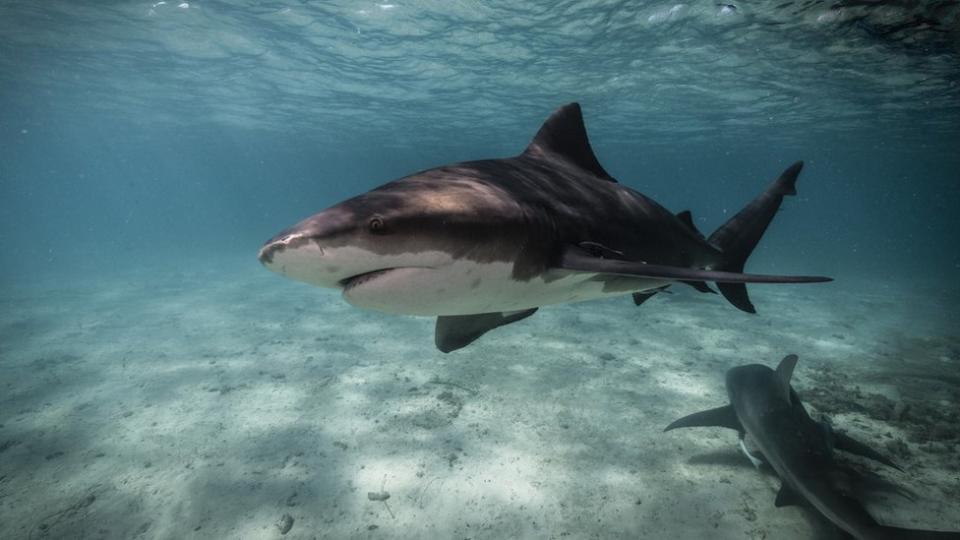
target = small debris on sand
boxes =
[367,491,390,501]
[277,513,294,535]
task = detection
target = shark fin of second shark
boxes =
[774,483,806,508]
[559,245,832,286]
[522,102,617,182]
[833,486,960,540]
[833,430,903,471]
[435,309,538,353]
[664,405,742,434]
[775,354,799,405]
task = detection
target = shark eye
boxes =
[368,216,386,234]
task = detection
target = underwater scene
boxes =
[1,1,959,539]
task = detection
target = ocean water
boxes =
[1,2,958,539]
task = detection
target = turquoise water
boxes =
[1,1,958,284]
[1,2,958,539]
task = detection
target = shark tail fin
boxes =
[707,161,803,313]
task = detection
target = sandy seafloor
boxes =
[1,260,958,540]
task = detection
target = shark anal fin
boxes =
[774,483,806,508]
[632,291,658,306]
[833,431,902,471]
[681,280,717,294]
[435,309,538,353]
[632,285,671,306]
[664,405,742,433]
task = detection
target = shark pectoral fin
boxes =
[774,483,806,508]
[775,354,799,404]
[434,309,538,353]
[664,405,742,432]
[558,245,832,285]
[833,431,903,471]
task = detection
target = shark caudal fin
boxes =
[707,161,804,313]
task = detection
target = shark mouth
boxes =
[340,268,398,291]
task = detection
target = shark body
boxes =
[259,103,830,352]
[666,355,960,540]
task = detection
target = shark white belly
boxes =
[342,257,666,316]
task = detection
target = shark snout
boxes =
[257,240,278,265]
[258,206,358,266]
[258,232,306,266]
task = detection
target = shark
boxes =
[258,103,831,352]
[665,355,960,540]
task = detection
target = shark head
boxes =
[257,167,534,315]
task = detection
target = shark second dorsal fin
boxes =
[675,210,704,238]
[775,354,799,404]
[523,103,617,182]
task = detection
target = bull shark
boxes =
[665,355,960,540]
[258,103,831,352]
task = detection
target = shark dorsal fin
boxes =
[523,103,617,183]
[775,354,799,404]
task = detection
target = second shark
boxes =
[666,355,960,540]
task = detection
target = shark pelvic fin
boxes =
[522,103,617,182]
[775,354,799,404]
[664,405,742,433]
[774,483,806,508]
[434,309,538,353]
